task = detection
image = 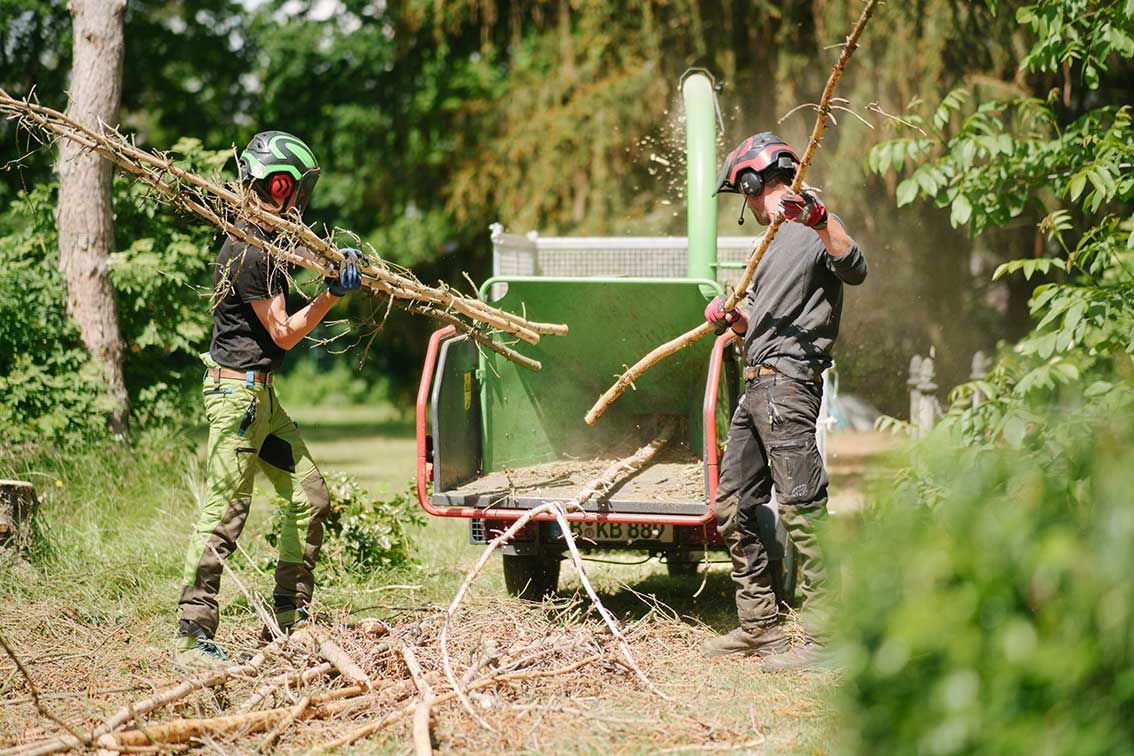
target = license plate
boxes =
[569,521,675,544]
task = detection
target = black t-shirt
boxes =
[209,222,290,372]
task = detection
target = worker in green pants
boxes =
[175,130,363,669]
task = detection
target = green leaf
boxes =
[1064,300,1087,333]
[950,194,973,227]
[1069,171,1087,201]
[897,178,919,207]
[916,169,939,196]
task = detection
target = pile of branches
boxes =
[2,605,655,755]
[1,426,717,754]
[0,89,566,372]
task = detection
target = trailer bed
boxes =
[433,455,708,516]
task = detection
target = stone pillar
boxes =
[908,355,924,428]
[916,355,939,438]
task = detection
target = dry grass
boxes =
[0,593,835,754]
[0,410,884,754]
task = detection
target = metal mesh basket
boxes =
[490,223,756,293]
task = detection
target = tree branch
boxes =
[584,0,882,424]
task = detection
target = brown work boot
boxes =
[701,625,790,658]
[759,641,831,672]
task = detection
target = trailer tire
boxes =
[665,555,700,577]
[502,552,561,600]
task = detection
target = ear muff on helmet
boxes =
[738,170,763,197]
[268,173,295,202]
[714,131,800,196]
[239,130,321,214]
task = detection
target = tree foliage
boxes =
[6,0,1131,428]
[0,140,223,448]
[868,0,1134,444]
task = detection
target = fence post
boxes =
[908,355,923,430]
[916,354,939,438]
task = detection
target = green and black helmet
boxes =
[238,131,320,213]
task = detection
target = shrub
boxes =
[833,396,1134,756]
[0,139,223,448]
[272,356,393,409]
[0,187,107,447]
[262,474,423,575]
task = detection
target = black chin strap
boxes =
[736,195,747,225]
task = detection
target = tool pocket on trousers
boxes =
[203,387,236,424]
[236,396,259,438]
[768,436,826,505]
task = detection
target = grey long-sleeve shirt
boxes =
[740,218,867,382]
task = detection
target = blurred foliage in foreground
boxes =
[833,393,1134,755]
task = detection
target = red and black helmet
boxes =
[714,132,800,196]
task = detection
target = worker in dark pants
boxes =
[700,132,867,670]
[175,131,364,669]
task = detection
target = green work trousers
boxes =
[178,361,330,638]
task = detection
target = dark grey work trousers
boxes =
[712,370,830,633]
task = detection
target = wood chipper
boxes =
[415,71,829,601]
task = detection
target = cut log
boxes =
[0,481,38,557]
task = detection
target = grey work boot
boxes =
[701,625,790,658]
[760,641,830,672]
[173,632,230,671]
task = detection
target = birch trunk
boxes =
[56,0,128,434]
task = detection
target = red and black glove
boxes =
[780,191,828,229]
[704,296,746,335]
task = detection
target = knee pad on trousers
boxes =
[301,471,331,520]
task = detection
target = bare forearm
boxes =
[277,292,339,350]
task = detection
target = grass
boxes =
[0,403,846,753]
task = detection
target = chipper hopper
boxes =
[415,71,827,602]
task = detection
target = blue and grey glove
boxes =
[326,247,364,297]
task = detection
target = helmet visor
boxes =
[293,168,320,213]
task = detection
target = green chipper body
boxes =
[428,275,722,512]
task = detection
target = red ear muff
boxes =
[268,173,294,202]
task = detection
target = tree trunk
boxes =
[56,0,129,434]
